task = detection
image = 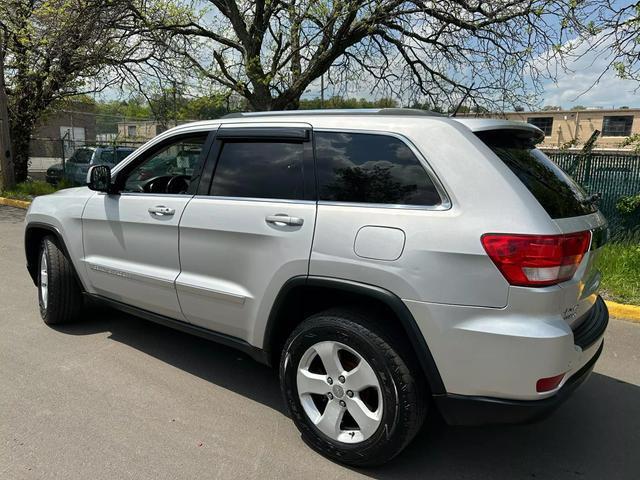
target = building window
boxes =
[602,116,633,136]
[527,117,554,136]
[127,125,137,137]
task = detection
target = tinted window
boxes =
[211,141,304,200]
[602,116,633,136]
[70,149,93,164]
[527,117,553,136]
[476,130,597,219]
[315,132,441,205]
[97,148,135,164]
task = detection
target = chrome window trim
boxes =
[99,192,194,199]
[317,200,450,211]
[192,195,316,205]
[313,128,452,211]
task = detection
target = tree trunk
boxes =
[247,91,274,111]
[10,118,33,183]
[0,35,15,190]
[272,91,302,111]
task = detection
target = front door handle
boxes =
[148,205,175,216]
[265,214,304,227]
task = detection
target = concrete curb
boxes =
[0,196,31,209]
[605,301,640,323]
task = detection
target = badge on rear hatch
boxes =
[563,303,579,321]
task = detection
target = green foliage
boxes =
[94,98,154,134]
[179,94,239,120]
[91,92,240,133]
[599,241,640,305]
[621,133,640,153]
[298,96,399,110]
[1,179,72,200]
[616,193,640,215]
[2,0,147,182]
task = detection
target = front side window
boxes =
[527,117,554,136]
[210,141,305,200]
[314,132,441,206]
[122,135,207,194]
[602,116,633,136]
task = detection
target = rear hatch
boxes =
[474,127,608,327]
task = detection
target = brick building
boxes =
[465,108,640,151]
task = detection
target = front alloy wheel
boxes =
[39,249,49,312]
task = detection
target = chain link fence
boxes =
[542,149,640,235]
[29,137,145,184]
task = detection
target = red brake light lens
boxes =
[481,231,591,287]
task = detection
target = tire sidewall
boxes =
[38,240,50,320]
[281,317,407,464]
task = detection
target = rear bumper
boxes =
[434,340,603,425]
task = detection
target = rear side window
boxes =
[211,141,304,200]
[315,132,441,206]
[476,130,597,219]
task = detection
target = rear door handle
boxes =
[148,205,175,216]
[265,214,304,226]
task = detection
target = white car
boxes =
[24,109,609,466]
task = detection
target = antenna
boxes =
[450,83,475,117]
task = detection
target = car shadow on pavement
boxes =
[53,306,286,414]
[54,307,640,480]
[367,372,640,480]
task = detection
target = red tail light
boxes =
[481,231,591,287]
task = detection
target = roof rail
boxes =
[222,108,443,119]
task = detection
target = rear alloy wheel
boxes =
[296,340,383,444]
[280,308,427,467]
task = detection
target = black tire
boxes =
[280,308,427,467]
[38,236,84,325]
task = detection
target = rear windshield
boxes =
[476,130,597,219]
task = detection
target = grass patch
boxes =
[599,241,640,306]
[1,180,73,201]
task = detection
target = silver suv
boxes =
[24,109,609,466]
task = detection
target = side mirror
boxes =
[87,165,114,193]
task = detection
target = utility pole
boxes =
[0,30,15,190]
[320,74,325,109]
[172,80,178,127]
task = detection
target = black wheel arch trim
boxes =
[264,275,446,394]
[24,222,86,291]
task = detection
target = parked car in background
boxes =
[45,162,65,185]
[45,146,136,186]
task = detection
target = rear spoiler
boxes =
[452,119,545,145]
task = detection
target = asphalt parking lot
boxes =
[1,204,639,479]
